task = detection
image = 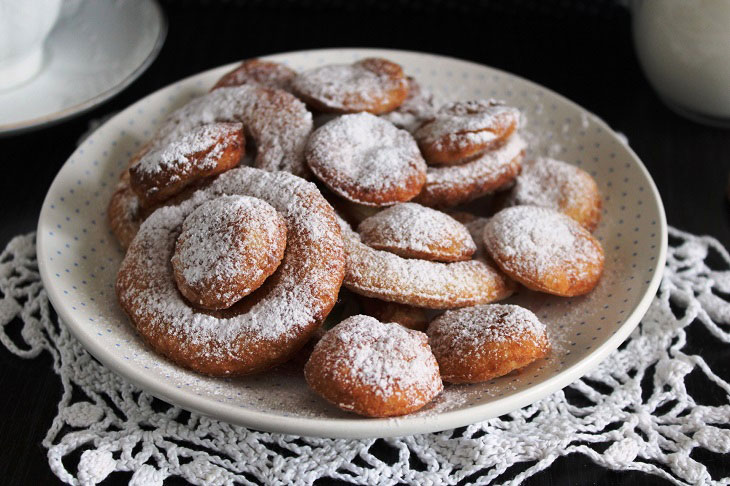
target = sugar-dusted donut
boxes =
[414,133,526,208]
[381,76,435,132]
[171,195,287,310]
[427,304,550,384]
[154,84,313,177]
[414,99,521,166]
[338,215,514,309]
[503,157,602,231]
[116,167,345,376]
[304,315,442,417]
[484,206,604,297]
[305,113,427,206]
[357,202,476,262]
[129,122,245,208]
[357,295,428,332]
[291,58,409,115]
[211,58,297,91]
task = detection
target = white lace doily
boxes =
[1,226,729,485]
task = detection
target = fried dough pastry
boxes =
[427,304,550,384]
[305,113,427,206]
[116,167,345,376]
[484,206,605,297]
[304,315,442,417]
[415,100,520,166]
[171,195,287,310]
[129,122,244,208]
[154,84,313,177]
[503,157,602,231]
[357,296,428,332]
[211,58,297,91]
[338,216,514,309]
[381,76,435,132]
[414,133,526,208]
[357,202,476,262]
[291,58,409,114]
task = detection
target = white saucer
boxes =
[0,0,166,136]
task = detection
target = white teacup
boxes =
[0,0,62,90]
[632,0,730,127]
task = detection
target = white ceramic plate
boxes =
[0,0,166,136]
[37,48,667,439]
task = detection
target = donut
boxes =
[381,76,435,132]
[305,113,427,206]
[427,304,550,384]
[211,58,297,91]
[338,215,514,309]
[357,295,428,332]
[503,157,602,231]
[116,167,345,376]
[413,133,526,208]
[483,206,604,297]
[357,202,476,262]
[108,169,145,249]
[129,122,245,208]
[291,58,409,115]
[304,315,442,417]
[171,195,287,310]
[154,84,313,178]
[414,100,521,166]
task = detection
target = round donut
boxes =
[305,113,427,206]
[129,122,245,208]
[483,206,605,297]
[381,76,435,132]
[357,202,476,262]
[338,215,514,309]
[116,167,345,376]
[171,195,287,310]
[357,295,428,332]
[304,315,442,417]
[291,57,409,115]
[504,157,602,231]
[414,99,521,166]
[414,133,526,208]
[211,58,297,91]
[427,304,550,384]
[154,84,313,177]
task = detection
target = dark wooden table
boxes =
[1,1,729,484]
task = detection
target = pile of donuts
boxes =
[109,57,605,418]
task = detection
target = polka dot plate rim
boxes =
[37,48,667,439]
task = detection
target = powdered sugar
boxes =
[357,202,476,261]
[507,157,596,212]
[484,206,603,284]
[309,315,442,402]
[171,195,286,308]
[306,113,426,205]
[428,304,548,356]
[153,85,313,177]
[381,76,435,132]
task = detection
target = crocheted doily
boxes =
[1,227,729,485]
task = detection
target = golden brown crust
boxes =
[291,58,409,115]
[415,100,520,166]
[129,123,245,208]
[115,168,345,377]
[413,135,525,209]
[427,304,550,384]
[211,59,297,91]
[484,206,605,297]
[304,315,442,417]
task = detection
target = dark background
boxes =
[1,1,729,484]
